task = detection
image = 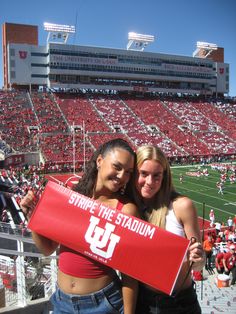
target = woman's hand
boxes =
[20,189,58,255]
[20,190,36,221]
[189,240,205,270]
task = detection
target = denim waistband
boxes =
[57,278,121,302]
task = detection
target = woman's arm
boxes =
[120,202,140,314]
[121,273,138,314]
[174,196,205,271]
[20,190,59,256]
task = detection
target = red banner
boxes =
[28,181,190,295]
[4,154,25,167]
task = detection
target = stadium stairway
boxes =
[196,269,236,313]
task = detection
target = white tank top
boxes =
[165,203,185,237]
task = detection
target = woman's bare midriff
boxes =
[57,269,117,295]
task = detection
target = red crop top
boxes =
[59,200,124,278]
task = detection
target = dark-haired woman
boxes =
[21,138,140,314]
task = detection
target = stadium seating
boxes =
[211,101,236,140]
[1,90,235,169]
[0,90,38,153]
[125,98,210,155]
[89,94,180,156]
[56,93,111,133]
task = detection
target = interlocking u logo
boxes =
[19,51,27,59]
[85,216,120,259]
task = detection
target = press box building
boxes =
[2,22,229,97]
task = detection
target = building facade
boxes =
[2,23,229,96]
[2,23,38,89]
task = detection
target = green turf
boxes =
[171,165,236,225]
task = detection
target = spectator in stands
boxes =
[225,239,234,251]
[209,209,215,227]
[233,215,236,230]
[222,245,236,285]
[215,250,225,274]
[1,209,9,223]
[132,145,204,314]
[232,230,236,243]
[228,230,235,242]
[19,221,28,236]
[227,216,233,231]
[1,209,10,233]
[224,227,230,241]
[20,138,140,314]
[214,221,222,235]
[215,234,223,244]
[203,234,215,271]
[230,249,236,286]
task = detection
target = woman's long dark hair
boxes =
[73,138,135,197]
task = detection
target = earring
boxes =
[120,184,127,195]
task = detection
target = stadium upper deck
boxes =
[3,22,229,96]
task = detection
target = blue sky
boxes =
[1,0,236,96]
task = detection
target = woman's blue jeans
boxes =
[50,279,123,313]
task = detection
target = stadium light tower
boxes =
[193,41,218,58]
[44,22,76,44]
[127,32,155,51]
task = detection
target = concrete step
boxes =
[195,268,236,313]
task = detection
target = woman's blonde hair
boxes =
[135,145,178,229]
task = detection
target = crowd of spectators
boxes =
[0,165,46,234]
[203,216,236,285]
[1,90,236,171]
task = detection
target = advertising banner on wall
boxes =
[4,153,25,167]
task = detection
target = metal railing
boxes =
[0,223,57,311]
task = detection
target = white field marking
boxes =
[193,200,234,216]
[175,184,235,215]
[173,178,235,196]
[224,202,236,206]
[181,187,232,204]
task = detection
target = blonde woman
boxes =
[134,145,205,314]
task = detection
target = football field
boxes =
[172,165,236,229]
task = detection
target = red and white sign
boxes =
[4,154,25,167]
[219,68,224,74]
[19,51,28,59]
[28,181,190,295]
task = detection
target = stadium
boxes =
[0,21,236,313]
